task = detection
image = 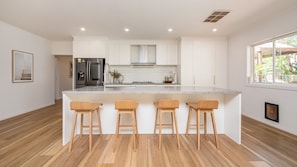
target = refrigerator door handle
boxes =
[86,61,90,82]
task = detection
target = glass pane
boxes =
[275,35,297,84]
[253,42,273,83]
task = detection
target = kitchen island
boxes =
[62,86,241,145]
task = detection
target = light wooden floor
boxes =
[0,100,297,167]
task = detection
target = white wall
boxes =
[0,21,55,120]
[51,41,73,55]
[228,5,297,135]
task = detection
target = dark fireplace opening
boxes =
[265,102,279,122]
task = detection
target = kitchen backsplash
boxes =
[106,65,177,83]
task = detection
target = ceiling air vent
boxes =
[204,10,230,23]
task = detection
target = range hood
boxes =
[131,44,156,65]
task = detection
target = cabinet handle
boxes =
[87,61,91,81]
[213,75,216,85]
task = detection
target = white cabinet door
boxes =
[73,40,89,58]
[108,42,130,65]
[90,40,106,58]
[156,44,167,65]
[180,38,194,85]
[119,43,130,65]
[214,40,227,88]
[156,43,178,65]
[108,44,120,65]
[73,37,106,58]
[167,43,178,65]
[180,37,227,87]
[193,39,215,86]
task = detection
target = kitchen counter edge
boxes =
[63,86,241,95]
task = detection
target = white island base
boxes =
[62,86,241,146]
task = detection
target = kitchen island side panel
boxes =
[224,93,242,144]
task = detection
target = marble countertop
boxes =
[63,85,240,95]
[104,83,180,86]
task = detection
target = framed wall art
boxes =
[12,50,33,83]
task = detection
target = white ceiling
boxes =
[0,0,296,41]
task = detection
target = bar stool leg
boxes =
[69,113,78,152]
[132,111,136,151]
[134,110,139,137]
[116,113,120,137]
[96,109,102,136]
[186,107,191,136]
[171,112,174,136]
[80,114,84,137]
[154,109,158,136]
[89,112,93,152]
[204,112,207,139]
[173,110,180,149]
[114,112,120,152]
[211,111,219,148]
[197,110,201,150]
[158,110,163,149]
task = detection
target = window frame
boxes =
[248,31,297,90]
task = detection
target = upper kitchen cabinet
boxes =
[90,39,106,58]
[156,41,178,65]
[108,39,177,66]
[108,41,130,65]
[73,36,107,58]
[214,39,227,88]
[73,40,89,57]
[179,37,227,88]
[192,39,215,86]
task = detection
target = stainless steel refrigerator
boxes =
[75,58,105,88]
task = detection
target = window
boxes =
[251,33,297,85]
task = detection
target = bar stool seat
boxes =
[186,100,219,150]
[69,101,102,152]
[114,100,138,151]
[154,99,180,149]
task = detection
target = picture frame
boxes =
[12,50,34,83]
[265,102,279,122]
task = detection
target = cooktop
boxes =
[132,81,155,84]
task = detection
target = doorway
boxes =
[55,55,73,99]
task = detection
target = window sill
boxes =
[246,83,297,91]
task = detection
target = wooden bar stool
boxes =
[186,100,219,150]
[114,100,138,151]
[154,99,180,149]
[69,101,102,152]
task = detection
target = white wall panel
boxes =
[51,41,73,55]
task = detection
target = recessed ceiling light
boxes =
[212,28,218,32]
[124,28,130,32]
[168,28,173,32]
[80,27,86,31]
